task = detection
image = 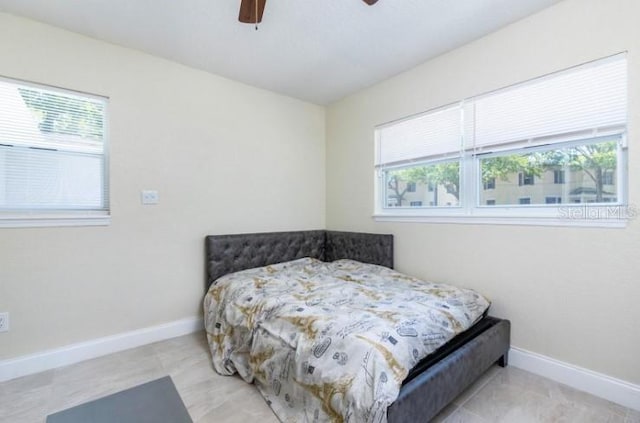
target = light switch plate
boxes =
[0,312,9,332]
[141,190,159,205]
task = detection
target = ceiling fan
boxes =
[239,0,379,26]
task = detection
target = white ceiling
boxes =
[0,0,561,105]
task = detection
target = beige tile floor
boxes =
[1,332,638,423]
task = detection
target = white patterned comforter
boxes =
[204,258,490,423]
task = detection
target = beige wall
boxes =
[2,0,639,387]
[326,0,640,385]
[0,13,326,359]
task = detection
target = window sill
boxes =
[373,213,628,228]
[0,213,111,228]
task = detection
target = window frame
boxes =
[375,133,629,228]
[373,53,629,228]
[0,76,110,228]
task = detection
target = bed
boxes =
[204,230,510,422]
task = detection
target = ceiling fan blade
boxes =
[239,0,267,24]
[362,0,379,5]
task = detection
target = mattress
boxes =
[204,258,490,423]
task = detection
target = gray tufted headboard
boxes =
[205,230,393,289]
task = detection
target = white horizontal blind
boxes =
[376,105,462,167]
[471,54,627,151]
[0,78,108,212]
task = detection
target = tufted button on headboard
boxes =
[205,230,393,289]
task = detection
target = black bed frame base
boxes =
[389,317,510,422]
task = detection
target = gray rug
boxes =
[46,376,192,423]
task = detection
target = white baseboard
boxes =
[0,317,203,383]
[1,323,638,412]
[510,346,640,412]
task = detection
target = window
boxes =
[377,105,462,208]
[410,201,423,207]
[375,54,628,227]
[406,182,416,192]
[483,178,495,190]
[602,170,614,185]
[0,77,109,226]
[518,172,535,186]
[478,139,620,206]
[554,170,565,184]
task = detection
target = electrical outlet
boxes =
[0,312,9,333]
